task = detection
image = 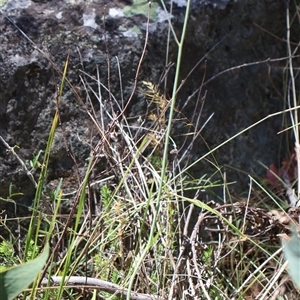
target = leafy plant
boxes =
[0,243,49,300]
[29,150,44,172]
[282,227,300,289]
[0,241,16,272]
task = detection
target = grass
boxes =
[0,0,300,299]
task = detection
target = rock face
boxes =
[0,0,296,214]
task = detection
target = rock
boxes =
[0,0,295,216]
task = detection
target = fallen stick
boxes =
[41,276,159,300]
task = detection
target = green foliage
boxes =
[26,240,40,261]
[101,184,113,209]
[0,241,17,271]
[94,254,122,300]
[0,240,41,272]
[94,253,120,282]
[282,227,300,289]
[149,152,163,170]
[0,241,14,260]
[0,243,49,300]
[203,245,214,264]
[29,150,43,171]
[0,183,23,216]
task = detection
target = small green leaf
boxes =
[0,243,49,300]
[282,227,300,289]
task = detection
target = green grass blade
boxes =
[25,56,69,259]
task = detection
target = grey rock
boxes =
[0,0,296,217]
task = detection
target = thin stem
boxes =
[126,1,192,299]
[286,4,300,199]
